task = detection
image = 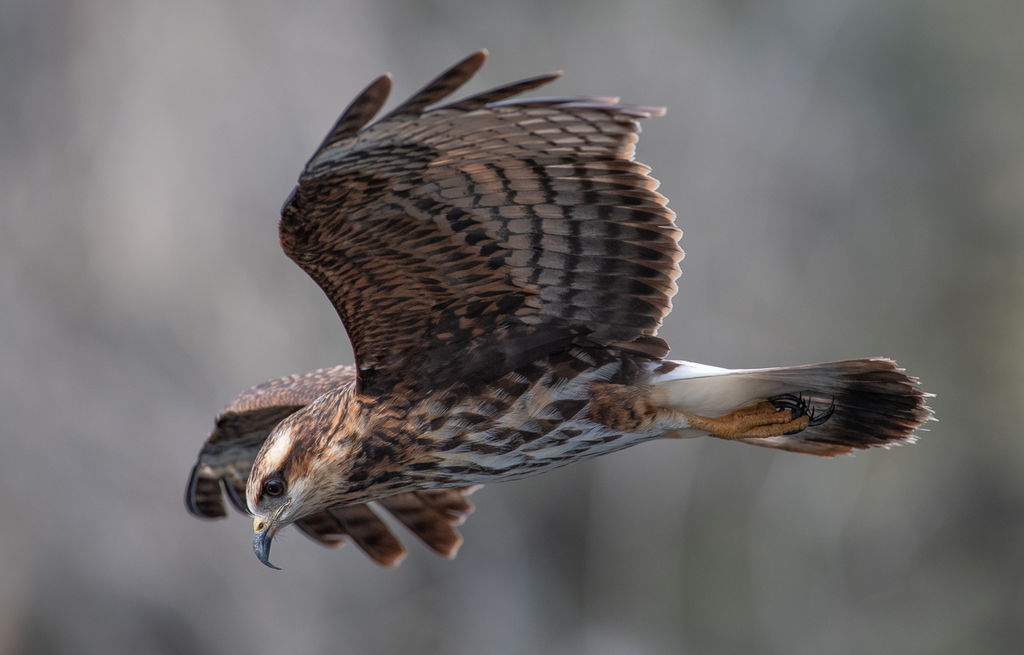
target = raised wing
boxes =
[281,50,682,394]
[185,366,478,566]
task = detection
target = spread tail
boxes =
[649,358,933,456]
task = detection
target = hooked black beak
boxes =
[253,517,282,570]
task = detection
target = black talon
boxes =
[807,397,836,427]
[768,393,836,434]
[769,393,808,417]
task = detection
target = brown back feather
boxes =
[280,50,682,394]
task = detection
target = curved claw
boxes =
[769,393,836,432]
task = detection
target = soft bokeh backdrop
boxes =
[2,1,1022,653]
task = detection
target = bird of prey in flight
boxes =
[185,50,930,569]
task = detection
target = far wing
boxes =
[185,365,478,566]
[281,50,682,394]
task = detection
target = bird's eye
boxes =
[263,478,285,498]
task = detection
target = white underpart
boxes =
[646,360,795,418]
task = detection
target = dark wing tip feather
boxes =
[294,508,353,548]
[487,95,665,118]
[331,505,408,567]
[382,49,488,119]
[222,478,249,514]
[487,95,618,108]
[439,71,564,111]
[416,486,480,525]
[291,488,482,566]
[293,507,411,567]
[296,506,408,566]
[185,463,227,518]
[309,73,392,164]
[377,491,473,559]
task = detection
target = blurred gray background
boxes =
[2,0,1022,653]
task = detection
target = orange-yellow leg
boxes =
[682,401,810,440]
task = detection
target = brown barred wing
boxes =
[280,50,682,394]
[185,365,479,565]
[295,487,480,566]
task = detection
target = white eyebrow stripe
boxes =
[261,427,295,471]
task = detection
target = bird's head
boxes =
[246,391,361,569]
